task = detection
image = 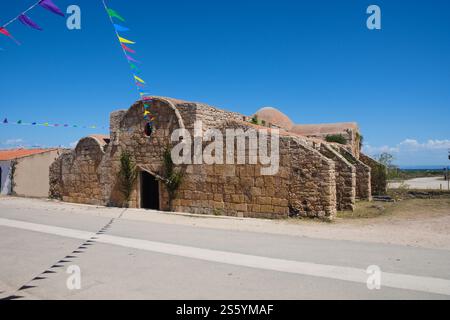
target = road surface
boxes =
[0,197,449,300]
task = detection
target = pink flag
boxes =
[122,43,135,54]
[0,27,20,45]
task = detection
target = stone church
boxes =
[49,97,386,220]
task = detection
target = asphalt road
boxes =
[0,198,449,300]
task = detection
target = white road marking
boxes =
[1,217,450,296]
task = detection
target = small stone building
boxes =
[49,97,386,220]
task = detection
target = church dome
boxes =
[253,107,294,130]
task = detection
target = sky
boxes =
[0,0,449,167]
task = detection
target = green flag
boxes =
[107,9,125,22]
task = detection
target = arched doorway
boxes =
[140,171,160,210]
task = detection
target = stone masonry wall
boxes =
[102,99,182,208]
[359,153,387,196]
[49,150,72,200]
[288,137,337,219]
[337,146,372,200]
[171,121,337,220]
[318,143,356,211]
[50,138,105,205]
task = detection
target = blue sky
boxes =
[0,0,449,166]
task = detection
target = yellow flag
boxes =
[144,111,150,115]
[118,36,135,44]
[134,75,145,84]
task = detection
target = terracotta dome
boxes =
[253,107,294,130]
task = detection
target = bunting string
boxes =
[0,0,65,47]
[1,117,107,130]
[101,0,156,127]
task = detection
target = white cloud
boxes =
[364,139,450,154]
[363,138,450,166]
[363,144,399,154]
[4,138,24,145]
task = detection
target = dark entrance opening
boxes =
[141,171,160,210]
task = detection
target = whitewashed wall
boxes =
[0,160,11,195]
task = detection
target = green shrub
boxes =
[250,115,260,125]
[325,134,347,145]
[162,147,184,211]
[119,151,137,207]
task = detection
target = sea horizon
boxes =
[399,165,450,170]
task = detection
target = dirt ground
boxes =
[1,195,450,251]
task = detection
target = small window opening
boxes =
[144,123,154,137]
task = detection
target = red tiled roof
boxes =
[0,149,56,161]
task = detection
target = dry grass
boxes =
[337,198,450,220]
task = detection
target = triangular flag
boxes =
[107,9,125,22]
[17,120,22,124]
[39,0,65,17]
[114,24,129,32]
[126,55,140,63]
[43,122,49,127]
[144,111,151,116]
[19,14,43,31]
[0,27,20,45]
[121,43,135,53]
[135,82,145,87]
[130,64,141,74]
[3,118,8,124]
[134,75,145,84]
[118,36,135,44]
[32,122,37,125]
[0,28,11,37]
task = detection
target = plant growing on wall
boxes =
[162,147,184,211]
[119,151,137,207]
[356,132,364,150]
[250,115,260,125]
[325,134,347,145]
[9,160,17,195]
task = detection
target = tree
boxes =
[377,152,399,180]
[119,151,137,207]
